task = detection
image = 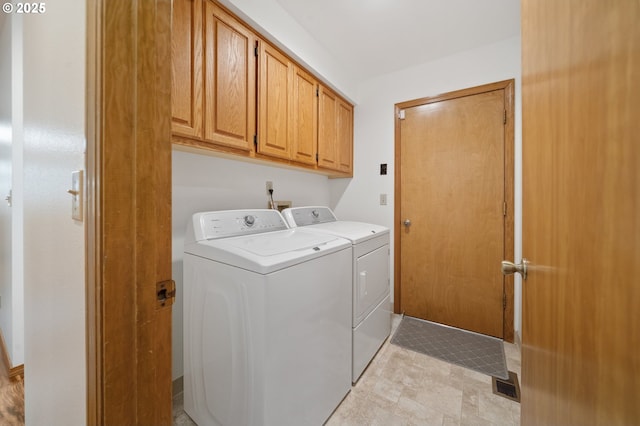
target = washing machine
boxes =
[183,209,352,426]
[282,206,391,382]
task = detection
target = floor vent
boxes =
[492,370,520,403]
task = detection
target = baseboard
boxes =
[173,376,184,396]
[9,364,24,381]
[0,327,24,381]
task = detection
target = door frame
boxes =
[393,79,515,342]
[86,0,173,424]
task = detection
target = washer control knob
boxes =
[244,215,256,227]
[312,210,319,218]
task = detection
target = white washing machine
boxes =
[183,209,352,426]
[282,206,391,382]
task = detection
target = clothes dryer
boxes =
[183,209,352,426]
[282,206,391,382]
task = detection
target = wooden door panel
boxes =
[258,42,291,159]
[318,86,338,169]
[399,88,507,338]
[521,0,640,424]
[171,0,203,138]
[204,2,256,150]
[291,66,317,165]
[337,100,353,173]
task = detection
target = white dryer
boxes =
[282,206,391,382]
[183,209,352,426]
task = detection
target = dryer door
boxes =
[354,245,390,325]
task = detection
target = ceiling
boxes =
[274,0,520,81]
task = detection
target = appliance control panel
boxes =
[284,206,337,226]
[196,209,289,240]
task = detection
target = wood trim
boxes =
[503,80,515,343]
[85,0,102,423]
[9,364,23,381]
[86,0,173,424]
[394,79,516,342]
[0,328,23,381]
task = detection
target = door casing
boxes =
[86,0,173,424]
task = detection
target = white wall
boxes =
[22,0,87,423]
[331,36,523,338]
[171,149,333,380]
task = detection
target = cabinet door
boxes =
[291,66,318,165]
[258,42,292,160]
[317,85,338,169]
[337,99,353,174]
[203,1,256,151]
[171,0,203,138]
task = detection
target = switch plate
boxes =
[71,170,83,221]
[380,194,387,205]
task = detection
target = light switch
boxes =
[380,194,387,205]
[69,170,83,221]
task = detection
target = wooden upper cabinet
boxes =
[291,66,318,165]
[171,0,203,138]
[318,85,353,175]
[258,42,292,160]
[203,1,257,151]
[171,0,354,176]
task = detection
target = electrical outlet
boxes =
[266,181,273,194]
[380,194,387,205]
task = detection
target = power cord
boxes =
[268,188,276,209]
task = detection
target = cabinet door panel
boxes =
[291,66,318,165]
[318,86,338,169]
[337,99,353,173]
[258,43,292,160]
[172,0,203,138]
[204,2,256,150]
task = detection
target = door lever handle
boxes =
[501,259,529,280]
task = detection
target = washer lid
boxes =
[282,206,337,227]
[184,228,350,274]
[298,220,389,244]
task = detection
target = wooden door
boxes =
[86,0,174,424]
[258,41,292,159]
[171,0,203,139]
[318,85,338,170]
[336,99,353,174]
[396,81,514,339]
[291,66,318,165]
[521,0,640,424]
[204,1,256,151]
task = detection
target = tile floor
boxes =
[173,315,521,426]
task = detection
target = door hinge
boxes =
[316,87,319,97]
[503,202,507,216]
[254,41,259,57]
[315,153,319,162]
[254,134,258,149]
[156,280,176,309]
[398,109,405,120]
[503,109,507,124]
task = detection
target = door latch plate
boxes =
[156,280,176,309]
